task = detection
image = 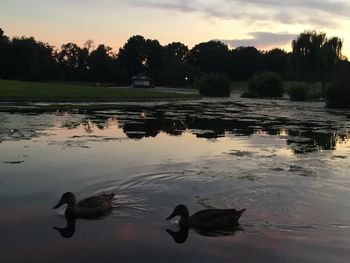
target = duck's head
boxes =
[53,192,76,209]
[166,204,190,220]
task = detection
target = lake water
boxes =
[1,96,350,262]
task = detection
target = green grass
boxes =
[0,79,200,101]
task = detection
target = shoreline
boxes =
[0,95,201,103]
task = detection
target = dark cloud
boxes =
[218,32,298,49]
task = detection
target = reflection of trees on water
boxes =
[79,105,349,153]
[1,102,349,153]
[287,131,349,153]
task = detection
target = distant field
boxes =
[0,79,200,102]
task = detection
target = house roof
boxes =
[131,74,153,81]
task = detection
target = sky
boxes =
[1,0,350,56]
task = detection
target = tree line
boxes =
[0,28,348,87]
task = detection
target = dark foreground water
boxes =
[1,96,350,263]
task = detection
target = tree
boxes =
[187,41,230,74]
[118,36,170,85]
[117,35,147,78]
[56,42,89,80]
[325,61,350,108]
[229,46,263,81]
[84,39,95,52]
[0,28,10,78]
[7,36,61,80]
[88,44,121,82]
[143,39,166,82]
[160,42,197,87]
[263,48,289,79]
[319,36,343,93]
[160,60,200,87]
[292,31,343,95]
[165,42,189,62]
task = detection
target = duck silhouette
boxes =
[166,204,245,228]
[53,192,115,218]
[166,204,245,243]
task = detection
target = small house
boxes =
[131,74,154,88]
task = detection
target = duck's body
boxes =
[53,192,115,218]
[167,204,245,229]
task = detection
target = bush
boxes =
[288,83,323,101]
[245,72,283,98]
[307,83,322,100]
[288,84,309,101]
[325,67,350,108]
[195,73,231,97]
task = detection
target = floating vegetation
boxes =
[2,160,25,164]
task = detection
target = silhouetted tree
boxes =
[117,35,147,78]
[160,42,198,87]
[263,48,289,79]
[229,46,263,81]
[88,44,122,82]
[7,36,61,80]
[187,41,230,74]
[56,43,89,80]
[0,28,10,78]
[143,39,166,82]
[84,39,95,52]
[1,27,349,92]
[319,36,343,93]
[292,31,343,95]
[165,42,189,62]
[325,60,350,108]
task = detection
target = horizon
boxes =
[1,0,349,57]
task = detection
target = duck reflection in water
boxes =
[166,224,244,244]
[166,204,245,244]
[53,216,76,239]
[53,192,115,238]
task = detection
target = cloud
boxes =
[218,32,298,49]
[126,0,350,27]
[230,0,350,18]
[130,0,197,13]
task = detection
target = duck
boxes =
[166,204,245,229]
[53,192,115,218]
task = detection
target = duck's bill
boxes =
[53,200,64,209]
[166,212,176,220]
[238,208,246,216]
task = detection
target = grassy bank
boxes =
[0,79,200,102]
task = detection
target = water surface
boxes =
[1,96,350,262]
